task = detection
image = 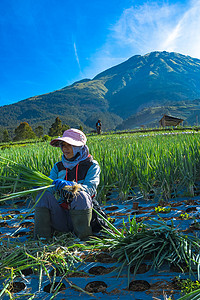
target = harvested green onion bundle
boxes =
[0,156,81,201]
[90,212,200,283]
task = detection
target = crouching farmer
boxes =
[34,128,100,240]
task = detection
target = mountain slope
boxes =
[116,99,200,129]
[1,51,200,133]
[94,51,200,117]
[0,79,122,133]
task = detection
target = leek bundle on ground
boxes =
[0,236,94,299]
[0,156,81,202]
[0,239,80,281]
[89,212,200,283]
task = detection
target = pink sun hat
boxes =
[50,128,87,147]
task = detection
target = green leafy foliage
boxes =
[48,117,63,137]
[155,205,171,213]
[61,124,70,133]
[0,156,80,201]
[0,236,84,299]
[13,122,36,141]
[177,278,200,295]
[35,125,44,138]
[179,213,191,220]
[2,129,10,143]
[89,214,200,283]
[42,135,51,141]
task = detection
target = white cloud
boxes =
[113,0,200,58]
[73,41,81,71]
[112,3,177,50]
[84,0,200,79]
[162,0,200,57]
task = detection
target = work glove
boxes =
[53,179,74,190]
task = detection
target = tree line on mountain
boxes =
[0,117,76,143]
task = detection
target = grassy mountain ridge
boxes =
[0,79,121,133]
[1,51,200,134]
[95,51,200,117]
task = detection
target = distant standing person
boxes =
[96,120,102,134]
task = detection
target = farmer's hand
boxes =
[53,179,74,190]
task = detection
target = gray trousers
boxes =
[35,190,93,233]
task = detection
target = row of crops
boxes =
[1,131,200,299]
[1,131,200,202]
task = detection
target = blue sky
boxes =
[1,0,200,106]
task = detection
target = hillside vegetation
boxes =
[1,51,200,133]
[117,99,200,129]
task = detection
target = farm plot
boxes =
[1,132,200,299]
[1,131,200,202]
[0,193,200,299]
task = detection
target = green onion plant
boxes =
[89,210,200,284]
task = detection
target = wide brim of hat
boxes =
[50,137,85,147]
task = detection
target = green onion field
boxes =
[1,130,200,202]
[1,130,200,300]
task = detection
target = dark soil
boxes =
[49,268,65,277]
[105,206,119,211]
[88,266,116,275]
[15,201,26,206]
[109,211,130,216]
[43,282,66,293]
[95,252,118,263]
[0,221,9,227]
[49,268,89,278]
[20,221,34,228]
[146,279,181,297]
[0,234,16,239]
[85,281,107,293]
[184,199,199,205]
[130,210,142,215]
[21,268,34,276]
[23,215,34,220]
[130,263,151,274]
[81,252,117,263]
[136,216,151,222]
[181,227,194,233]
[9,281,26,293]
[190,223,200,230]
[129,280,151,291]
[108,288,121,295]
[106,192,112,197]
[185,206,197,213]
[139,205,155,211]
[158,217,172,220]
[5,210,20,214]
[170,202,184,207]
[67,271,90,277]
[170,263,188,273]
[89,266,107,275]
[13,231,29,237]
